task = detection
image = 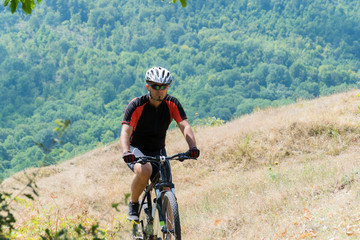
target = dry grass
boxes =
[2,90,360,239]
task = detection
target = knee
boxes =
[134,163,152,179]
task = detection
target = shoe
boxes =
[127,202,140,222]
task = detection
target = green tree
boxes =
[289,62,308,82]
[0,45,8,64]
[167,23,185,44]
[235,98,272,116]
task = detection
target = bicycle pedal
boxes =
[131,236,143,240]
[131,220,140,224]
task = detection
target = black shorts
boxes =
[127,146,172,182]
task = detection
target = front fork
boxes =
[155,185,175,233]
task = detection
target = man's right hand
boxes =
[123,151,135,163]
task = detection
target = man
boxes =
[120,66,200,221]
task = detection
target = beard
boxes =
[149,92,164,102]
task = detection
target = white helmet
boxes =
[145,67,173,85]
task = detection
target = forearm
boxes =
[178,120,197,148]
[120,136,130,153]
[120,124,133,153]
[184,125,197,148]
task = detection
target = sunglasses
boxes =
[149,84,169,90]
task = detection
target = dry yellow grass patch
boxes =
[1,90,360,239]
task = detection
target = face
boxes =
[146,83,169,102]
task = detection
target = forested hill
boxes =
[1,0,360,178]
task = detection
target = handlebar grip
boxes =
[134,153,197,163]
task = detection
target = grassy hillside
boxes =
[1,90,360,239]
[2,0,360,178]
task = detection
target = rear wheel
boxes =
[162,191,181,240]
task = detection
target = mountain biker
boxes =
[120,66,200,221]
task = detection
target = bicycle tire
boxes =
[162,191,181,240]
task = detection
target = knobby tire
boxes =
[162,191,181,240]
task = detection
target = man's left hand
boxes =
[186,147,200,159]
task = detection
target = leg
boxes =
[128,162,153,221]
[130,162,153,202]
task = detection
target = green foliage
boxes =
[0,192,16,238]
[4,0,41,14]
[168,0,187,8]
[194,117,225,127]
[40,223,106,240]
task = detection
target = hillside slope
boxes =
[2,90,360,239]
[2,0,360,179]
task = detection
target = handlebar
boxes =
[135,153,196,165]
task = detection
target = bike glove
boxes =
[186,147,200,159]
[123,151,135,163]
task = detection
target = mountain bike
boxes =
[131,153,195,240]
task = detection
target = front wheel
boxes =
[161,191,181,240]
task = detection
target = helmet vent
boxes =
[145,66,173,85]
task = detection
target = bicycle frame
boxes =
[132,153,194,239]
[138,163,174,236]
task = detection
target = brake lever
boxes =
[136,158,147,165]
[177,153,196,162]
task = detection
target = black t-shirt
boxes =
[122,94,187,152]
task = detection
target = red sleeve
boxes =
[164,96,187,124]
[122,97,148,130]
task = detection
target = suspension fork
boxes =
[155,183,175,229]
